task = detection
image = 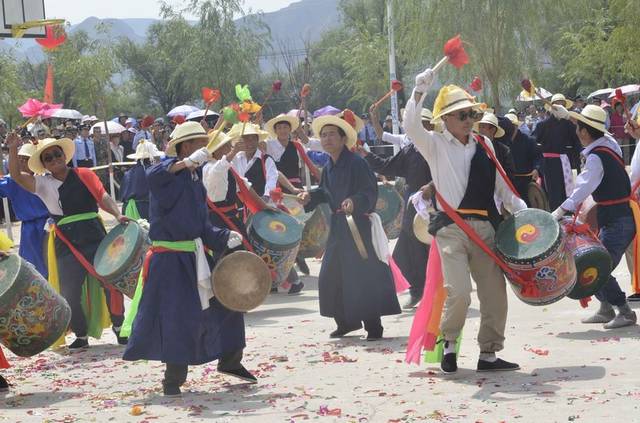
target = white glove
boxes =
[551,207,566,221]
[184,147,211,168]
[226,231,243,249]
[415,68,435,93]
[550,104,570,120]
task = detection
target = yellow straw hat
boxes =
[28,138,75,174]
[473,112,505,138]
[166,122,208,157]
[432,85,484,121]
[17,142,37,157]
[311,115,358,149]
[264,114,300,138]
[568,105,609,134]
[206,130,232,154]
[227,123,270,144]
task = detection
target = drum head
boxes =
[248,210,303,250]
[281,196,312,224]
[0,254,20,298]
[568,246,612,300]
[375,183,403,227]
[496,209,560,264]
[528,182,549,211]
[212,251,272,312]
[413,213,432,244]
[94,222,143,279]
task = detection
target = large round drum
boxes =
[0,254,71,357]
[495,209,577,306]
[298,203,331,258]
[281,196,312,224]
[375,183,404,240]
[560,218,612,300]
[247,210,303,284]
[212,251,272,312]
[413,213,432,244]
[94,221,150,298]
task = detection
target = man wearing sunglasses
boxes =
[404,69,527,375]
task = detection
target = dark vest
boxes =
[276,140,300,182]
[590,147,632,225]
[244,154,270,196]
[429,141,497,235]
[55,170,106,253]
[213,169,238,210]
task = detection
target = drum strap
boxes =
[52,215,124,316]
[206,199,254,252]
[434,192,539,298]
[473,134,520,197]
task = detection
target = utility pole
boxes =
[386,0,400,155]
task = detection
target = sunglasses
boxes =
[455,110,482,121]
[42,150,63,163]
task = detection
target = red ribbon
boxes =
[53,225,124,316]
[206,198,254,252]
[473,134,520,197]
[292,140,321,181]
[229,167,263,215]
[0,346,9,369]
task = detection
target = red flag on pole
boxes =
[44,63,54,104]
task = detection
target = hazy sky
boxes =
[46,0,298,23]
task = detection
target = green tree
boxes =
[0,52,29,127]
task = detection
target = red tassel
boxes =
[108,288,124,316]
[230,168,263,214]
[342,109,356,128]
[44,63,54,104]
[201,87,221,105]
[272,80,282,92]
[0,346,9,369]
[172,115,186,125]
[391,79,403,92]
[443,34,469,69]
[579,296,592,308]
[469,76,482,92]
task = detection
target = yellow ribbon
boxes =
[629,200,640,294]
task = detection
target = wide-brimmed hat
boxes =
[28,137,75,174]
[569,105,609,134]
[420,108,434,121]
[432,85,484,120]
[227,123,270,143]
[264,114,300,138]
[17,142,36,157]
[549,93,574,109]
[504,113,521,126]
[127,139,162,160]
[311,115,358,149]
[166,121,208,157]
[207,130,232,155]
[473,112,505,138]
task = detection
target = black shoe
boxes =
[440,353,457,374]
[329,324,362,338]
[296,257,310,275]
[628,293,640,302]
[112,327,128,345]
[0,375,8,391]
[68,338,89,349]
[162,383,182,397]
[288,281,304,295]
[477,358,520,372]
[365,328,383,341]
[218,366,257,384]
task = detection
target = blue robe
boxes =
[120,164,150,219]
[0,177,49,277]
[123,159,245,365]
[307,148,401,323]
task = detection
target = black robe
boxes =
[307,147,401,322]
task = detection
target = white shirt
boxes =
[34,174,64,215]
[265,138,290,162]
[110,143,124,162]
[630,137,640,187]
[202,156,251,202]
[231,149,278,197]
[382,132,412,148]
[404,88,526,213]
[560,135,623,212]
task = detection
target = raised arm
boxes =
[6,133,35,193]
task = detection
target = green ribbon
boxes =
[423,332,463,363]
[57,211,99,226]
[124,199,141,220]
[120,239,197,337]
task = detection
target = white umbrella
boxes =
[587,88,613,100]
[608,84,640,99]
[167,105,199,117]
[186,109,220,120]
[90,120,126,134]
[51,108,84,120]
[516,87,552,102]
